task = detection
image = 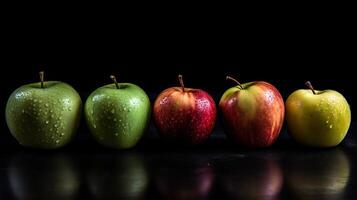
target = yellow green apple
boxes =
[286,81,351,147]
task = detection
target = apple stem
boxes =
[110,75,120,89]
[305,81,316,95]
[226,76,243,90]
[178,74,185,92]
[39,71,44,88]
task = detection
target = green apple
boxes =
[5,71,82,149]
[286,81,351,147]
[84,75,150,149]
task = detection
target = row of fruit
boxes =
[5,72,351,149]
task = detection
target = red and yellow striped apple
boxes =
[153,75,216,145]
[219,76,285,148]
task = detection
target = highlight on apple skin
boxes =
[219,76,285,148]
[153,75,217,145]
[285,81,351,147]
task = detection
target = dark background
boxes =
[0,6,355,140]
[1,5,357,200]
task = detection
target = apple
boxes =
[9,153,80,200]
[286,81,351,147]
[219,76,285,148]
[285,149,350,199]
[84,75,151,149]
[5,71,82,149]
[153,75,216,145]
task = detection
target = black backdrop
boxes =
[1,9,355,143]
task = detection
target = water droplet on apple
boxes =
[115,133,118,136]
[326,120,329,124]
[58,116,62,120]
[50,110,53,113]
[55,140,60,144]
[39,100,42,103]
[123,107,126,111]
[111,109,115,114]
[113,118,117,122]
[160,97,168,105]
[68,107,72,111]
[93,124,97,129]
[330,124,333,129]
[51,114,55,118]
[45,120,49,124]
[60,133,65,136]
[50,128,53,131]
[56,130,60,134]
[54,124,58,128]
[128,108,132,112]
[22,109,25,113]
[91,110,94,114]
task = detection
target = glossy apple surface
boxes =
[219,77,284,147]
[6,72,82,149]
[286,81,351,147]
[153,75,216,145]
[85,75,151,149]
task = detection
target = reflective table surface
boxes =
[1,123,356,200]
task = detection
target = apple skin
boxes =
[153,87,216,145]
[286,89,351,147]
[5,81,82,149]
[219,81,285,148]
[84,83,150,149]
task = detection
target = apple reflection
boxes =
[9,153,80,200]
[86,153,149,200]
[218,156,283,200]
[154,158,214,200]
[285,148,350,200]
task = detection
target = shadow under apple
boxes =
[8,152,80,200]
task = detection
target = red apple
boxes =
[153,75,216,145]
[219,76,285,148]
